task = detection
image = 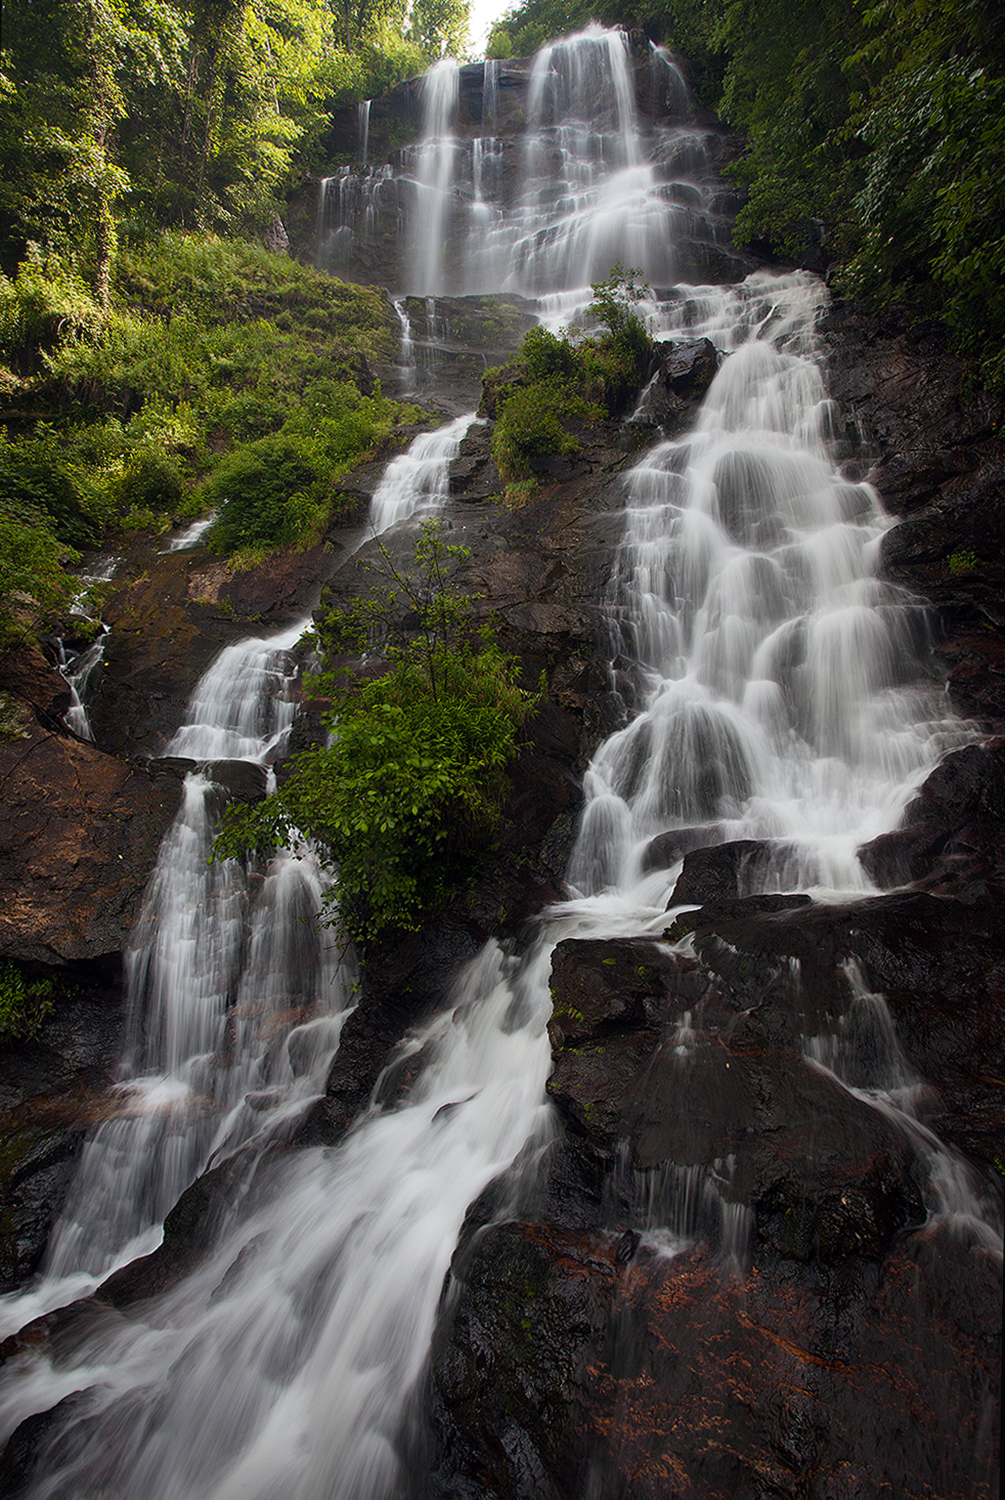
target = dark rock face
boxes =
[433,1225,999,1500]
[430,889,1003,1499]
[823,303,1005,721]
[0,959,125,1291]
[0,670,182,966]
[0,648,183,1288]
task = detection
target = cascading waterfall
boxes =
[406,59,461,295]
[0,25,999,1499]
[317,24,728,303]
[38,619,354,1290]
[0,409,476,1338]
[568,269,970,899]
[368,411,478,533]
[58,631,107,740]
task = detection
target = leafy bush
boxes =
[0,428,108,546]
[0,234,409,557]
[0,255,103,374]
[492,381,594,481]
[0,502,78,645]
[203,434,323,553]
[118,446,186,515]
[205,386,408,553]
[216,521,538,945]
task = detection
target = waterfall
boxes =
[368,411,478,534]
[407,59,460,295]
[358,98,371,168]
[39,619,355,1288]
[58,630,107,740]
[0,25,998,1500]
[318,26,715,302]
[568,270,968,898]
[392,298,416,391]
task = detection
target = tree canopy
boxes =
[0,0,469,281]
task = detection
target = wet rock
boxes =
[0,721,182,966]
[204,759,269,803]
[668,838,779,906]
[858,740,1005,888]
[432,1228,999,1500]
[640,822,725,872]
[0,645,71,732]
[823,301,1005,720]
[548,937,705,1049]
[0,957,125,1291]
[660,335,718,395]
[663,892,812,942]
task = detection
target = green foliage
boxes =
[216,520,537,945]
[0,255,104,374]
[0,501,78,645]
[489,266,653,481]
[947,549,980,576]
[0,234,408,560]
[492,381,594,481]
[0,961,54,1041]
[204,383,412,551]
[0,428,108,547]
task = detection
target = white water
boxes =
[368,411,478,534]
[568,270,969,901]
[319,24,723,305]
[165,511,217,551]
[58,631,107,740]
[39,617,354,1288]
[408,60,460,296]
[1,25,998,1498]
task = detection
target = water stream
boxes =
[0,26,999,1499]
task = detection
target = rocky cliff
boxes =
[1,300,1002,1496]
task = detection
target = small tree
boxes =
[216,519,539,946]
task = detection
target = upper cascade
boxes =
[315,27,741,300]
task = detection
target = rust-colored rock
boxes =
[0,721,181,964]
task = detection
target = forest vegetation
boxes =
[0,0,465,643]
[215,520,539,945]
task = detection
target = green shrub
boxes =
[204,386,406,554]
[118,446,186,515]
[488,267,653,481]
[0,503,78,644]
[203,434,321,552]
[492,381,594,481]
[0,428,108,546]
[216,521,538,945]
[0,961,54,1041]
[0,256,103,373]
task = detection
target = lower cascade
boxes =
[0,26,1000,1500]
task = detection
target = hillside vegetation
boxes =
[0,236,417,642]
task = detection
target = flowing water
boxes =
[0,26,999,1498]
